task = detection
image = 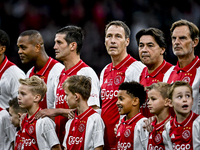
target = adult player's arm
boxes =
[51,144,62,150]
[35,108,76,119]
[95,146,103,150]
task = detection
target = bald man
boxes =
[17,30,64,109]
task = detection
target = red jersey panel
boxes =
[147,115,172,150]
[169,111,199,150]
[101,55,142,150]
[20,108,41,150]
[28,57,61,109]
[116,113,146,150]
[66,107,96,150]
[55,60,89,144]
[140,60,173,117]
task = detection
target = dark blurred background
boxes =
[1,0,200,76]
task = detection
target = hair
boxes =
[0,29,10,48]
[56,25,84,54]
[62,75,91,100]
[170,19,199,41]
[105,20,130,39]
[168,81,193,100]
[136,27,167,49]
[9,97,27,114]
[119,81,146,107]
[146,82,171,99]
[19,76,47,101]
[19,30,44,46]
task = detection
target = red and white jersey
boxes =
[100,54,145,149]
[63,107,105,150]
[147,115,172,150]
[27,57,64,109]
[116,113,149,150]
[14,129,23,150]
[163,111,200,150]
[140,60,173,117]
[55,59,100,144]
[0,56,25,109]
[20,108,60,150]
[0,108,16,150]
[163,56,200,114]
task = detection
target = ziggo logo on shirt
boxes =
[172,143,191,150]
[101,89,118,100]
[21,137,36,147]
[55,94,65,105]
[117,141,131,149]
[68,136,83,145]
[148,144,163,150]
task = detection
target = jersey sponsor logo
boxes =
[68,136,83,145]
[155,134,161,143]
[21,137,36,147]
[182,130,190,139]
[55,94,65,105]
[172,143,191,150]
[148,144,164,150]
[114,75,122,85]
[117,141,131,149]
[28,125,34,134]
[101,89,118,100]
[124,129,131,138]
[17,143,22,150]
[78,124,85,132]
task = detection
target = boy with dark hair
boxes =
[116,81,148,149]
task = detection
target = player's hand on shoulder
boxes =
[143,116,155,132]
[35,109,56,119]
[67,109,76,119]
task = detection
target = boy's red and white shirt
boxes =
[163,56,200,114]
[0,107,15,150]
[147,115,172,150]
[27,57,64,109]
[116,113,149,150]
[163,111,200,150]
[19,108,60,150]
[63,107,105,150]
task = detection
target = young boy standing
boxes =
[116,81,149,150]
[146,82,172,150]
[62,75,105,150]
[9,97,27,150]
[18,76,61,150]
[163,81,200,149]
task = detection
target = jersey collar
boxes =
[174,56,200,73]
[173,111,193,127]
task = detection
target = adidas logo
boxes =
[117,132,120,137]
[104,79,108,84]
[149,135,152,139]
[22,128,25,133]
[72,127,75,131]
[171,134,175,139]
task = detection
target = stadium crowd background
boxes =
[1,0,200,76]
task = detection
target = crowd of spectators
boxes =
[1,0,200,76]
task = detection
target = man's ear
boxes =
[132,97,139,106]
[0,46,6,55]
[70,42,77,51]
